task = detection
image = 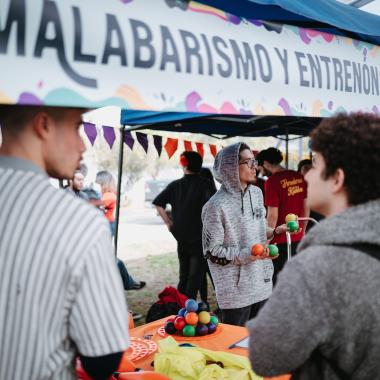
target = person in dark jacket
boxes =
[248,113,380,380]
[153,151,216,300]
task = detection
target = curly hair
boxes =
[310,113,380,205]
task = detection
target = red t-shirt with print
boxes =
[264,170,307,244]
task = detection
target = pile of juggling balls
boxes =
[164,299,219,337]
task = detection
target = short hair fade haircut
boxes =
[0,105,69,137]
[181,151,203,173]
[310,112,380,205]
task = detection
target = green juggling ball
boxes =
[287,220,299,232]
[268,244,279,257]
[182,325,196,337]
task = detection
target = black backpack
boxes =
[145,302,181,324]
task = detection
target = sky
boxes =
[337,0,380,15]
[362,1,380,15]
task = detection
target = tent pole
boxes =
[298,137,303,161]
[114,125,125,256]
[285,128,289,169]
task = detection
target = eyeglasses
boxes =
[239,158,258,169]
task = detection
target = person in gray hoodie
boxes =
[248,113,380,379]
[202,142,284,326]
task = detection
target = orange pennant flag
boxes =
[209,144,217,158]
[164,138,178,159]
[184,140,193,151]
[196,142,204,158]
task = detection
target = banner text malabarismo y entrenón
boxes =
[0,0,379,116]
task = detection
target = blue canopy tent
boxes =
[122,113,321,139]
[114,0,380,251]
[1,0,378,252]
[198,0,380,46]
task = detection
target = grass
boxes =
[124,252,217,326]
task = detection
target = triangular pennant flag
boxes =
[196,142,204,158]
[124,130,135,150]
[102,126,116,149]
[153,135,162,157]
[209,144,217,158]
[164,138,178,159]
[136,132,148,153]
[83,122,97,146]
[184,140,193,151]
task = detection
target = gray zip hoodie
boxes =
[247,199,380,379]
[201,143,273,309]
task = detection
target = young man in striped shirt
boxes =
[0,106,130,380]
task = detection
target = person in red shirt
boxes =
[95,170,145,320]
[257,148,309,284]
[96,170,117,235]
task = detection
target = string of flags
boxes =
[83,122,220,158]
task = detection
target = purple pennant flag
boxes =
[136,132,148,153]
[102,126,116,149]
[83,122,97,146]
[153,135,162,157]
[124,130,135,150]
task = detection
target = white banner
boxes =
[0,0,379,117]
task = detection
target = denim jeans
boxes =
[117,259,138,290]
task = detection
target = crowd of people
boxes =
[0,106,379,379]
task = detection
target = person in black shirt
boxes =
[153,151,216,300]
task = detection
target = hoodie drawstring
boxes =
[249,190,255,218]
[241,189,255,218]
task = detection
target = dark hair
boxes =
[0,105,74,137]
[310,112,380,205]
[256,147,283,166]
[238,142,251,160]
[297,159,312,173]
[181,151,203,173]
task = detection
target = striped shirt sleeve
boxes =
[69,230,129,357]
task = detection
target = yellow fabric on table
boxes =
[154,337,262,380]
